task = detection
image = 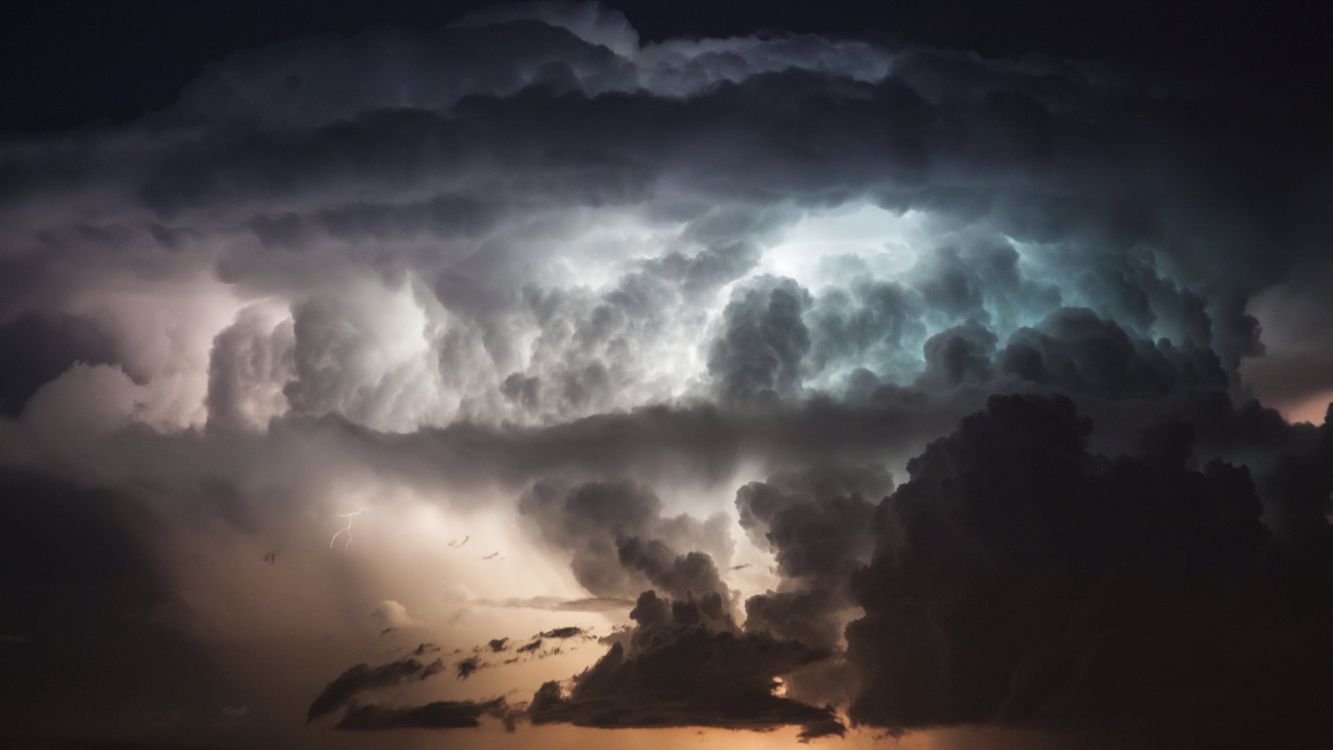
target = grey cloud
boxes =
[999,307,1228,400]
[911,243,1061,331]
[617,541,731,603]
[177,18,636,129]
[2,23,1318,432]
[518,478,733,599]
[529,590,837,734]
[709,277,812,405]
[806,279,925,384]
[1,5,1331,746]
[737,461,889,649]
[917,321,998,389]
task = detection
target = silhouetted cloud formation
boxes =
[530,590,837,735]
[737,461,889,648]
[518,478,734,600]
[454,655,485,680]
[308,656,444,721]
[336,697,508,730]
[1,1,1331,746]
[537,626,584,639]
[846,394,1333,742]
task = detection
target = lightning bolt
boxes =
[330,507,370,550]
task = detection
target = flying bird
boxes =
[448,535,469,548]
[330,508,370,550]
[482,551,501,560]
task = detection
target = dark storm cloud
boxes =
[998,307,1228,400]
[910,243,1059,329]
[1068,393,1333,560]
[175,19,638,130]
[806,279,924,380]
[517,478,734,599]
[617,541,732,603]
[1,2,1331,746]
[1254,407,1333,562]
[1,2,1325,428]
[917,320,998,389]
[537,626,585,639]
[529,590,838,734]
[104,54,1316,298]
[454,655,485,680]
[708,277,812,405]
[736,461,889,647]
[416,395,977,489]
[307,656,442,721]
[335,697,507,730]
[797,718,847,742]
[845,394,1333,740]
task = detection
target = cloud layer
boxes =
[0,2,1330,748]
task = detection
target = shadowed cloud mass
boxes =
[0,1,1330,748]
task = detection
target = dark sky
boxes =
[4,1,1330,133]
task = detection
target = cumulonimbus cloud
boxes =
[1,2,1330,747]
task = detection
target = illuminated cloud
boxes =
[0,2,1330,748]
[369,600,426,632]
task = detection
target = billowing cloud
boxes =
[370,600,426,633]
[846,394,1333,741]
[1,2,1331,747]
[529,590,837,734]
[518,478,734,600]
[737,461,890,648]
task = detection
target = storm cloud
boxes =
[0,1,1330,748]
[846,394,1333,742]
[529,590,837,733]
[336,697,508,731]
[307,656,443,721]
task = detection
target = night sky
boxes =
[2,2,1332,748]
